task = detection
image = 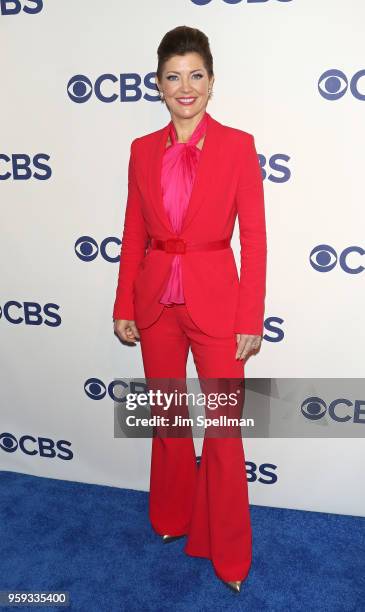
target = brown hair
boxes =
[156,25,214,82]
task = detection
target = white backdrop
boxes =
[1,0,364,517]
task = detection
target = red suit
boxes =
[113,112,267,582]
[113,112,267,338]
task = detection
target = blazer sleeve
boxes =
[112,140,148,321]
[234,133,267,336]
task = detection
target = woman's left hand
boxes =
[235,334,263,360]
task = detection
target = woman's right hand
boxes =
[113,319,140,343]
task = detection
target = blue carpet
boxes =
[1,470,364,611]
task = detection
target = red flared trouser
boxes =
[138,303,252,582]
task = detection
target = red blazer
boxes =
[113,112,267,338]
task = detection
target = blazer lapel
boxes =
[148,121,172,233]
[181,112,221,232]
[148,112,222,235]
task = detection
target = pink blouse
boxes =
[159,111,208,306]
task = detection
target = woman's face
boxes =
[156,52,214,121]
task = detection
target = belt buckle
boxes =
[165,238,186,254]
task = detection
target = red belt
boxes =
[149,237,231,254]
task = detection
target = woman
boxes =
[113,26,267,593]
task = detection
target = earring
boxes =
[159,90,164,101]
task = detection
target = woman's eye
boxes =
[165,73,204,81]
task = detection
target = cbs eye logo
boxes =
[310,245,365,274]
[301,397,365,424]
[75,236,122,262]
[0,432,18,452]
[318,69,365,101]
[0,432,73,460]
[67,73,158,104]
[84,378,148,402]
[0,302,61,326]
